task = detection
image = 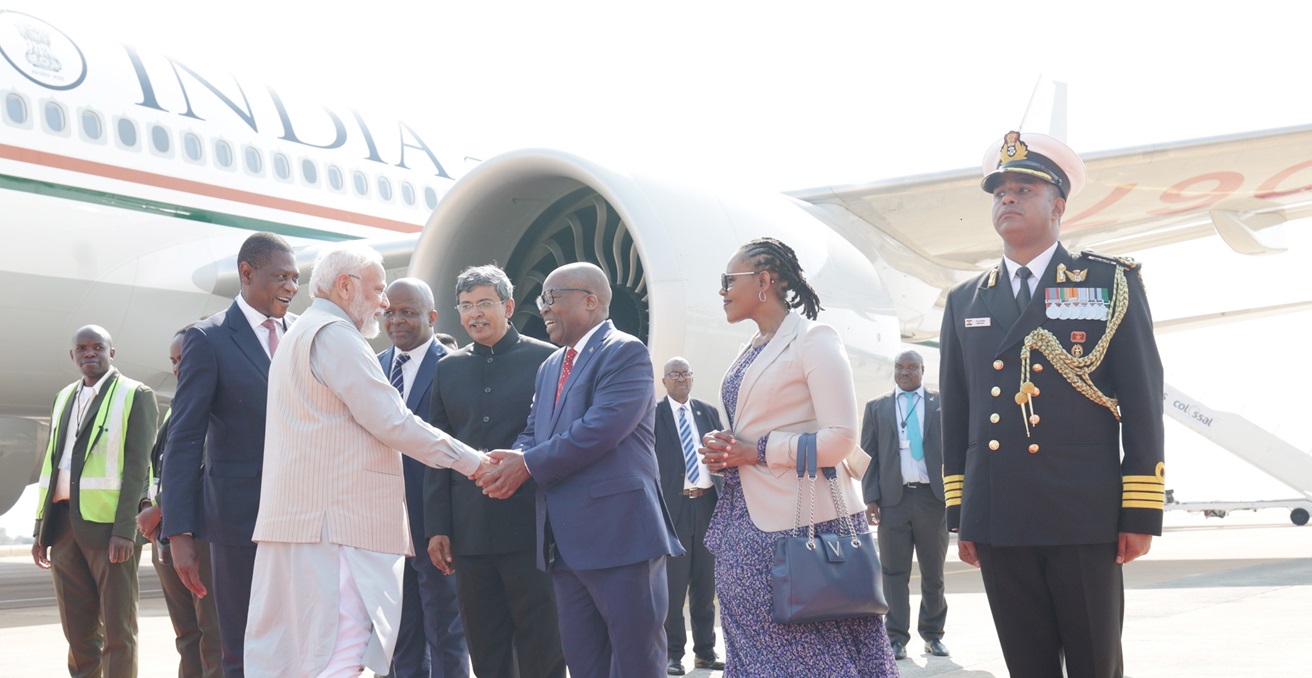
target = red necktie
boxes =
[555,348,577,406]
[261,318,280,357]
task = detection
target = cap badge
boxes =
[999,130,1029,167]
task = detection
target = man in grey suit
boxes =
[861,349,949,661]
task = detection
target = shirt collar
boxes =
[1002,240,1060,284]
[235,292,281,332]
[569,321,604,353]
[665,395,692,411]
[896,385,925,399]
[81,367,115,395]
[473,325,521,356]
[395,336,435,362]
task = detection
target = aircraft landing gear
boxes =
[1292,508,1309,526]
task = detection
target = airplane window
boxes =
[353,171,368,196]
[401,182,415,206]
[245,147,263,174]
[151,125,171,153]
[183,132,203,161]
[424,186,438,210]
[81,110,102,140]
[214,140,234,168]
[43,102,66,132]
[273,153,290,180]
[301,158,318,184]
[116,118,138,147]
[378,177,393,201]
[327,165,344,191]
[3,93,25,124]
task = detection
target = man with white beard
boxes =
[245,243,493,677]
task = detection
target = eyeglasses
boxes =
[665,371,694,380]
[536,288,592,310]
[720,271,759,292]
[455,299,506,315]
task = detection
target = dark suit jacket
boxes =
[424,326,554,556]
[35,368,157,548]
[939,243,1165,546]
[378,340,447,551]
[860,389,944,507]
[654,397,723,522]
[513,320,683,571]
[161,301,294,545]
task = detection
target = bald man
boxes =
[477,263,683,678]
[33,325,158,677]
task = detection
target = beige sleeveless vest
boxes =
[253,304,412,556]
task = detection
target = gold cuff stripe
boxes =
[1123,483,1164,492]
[946,497,961,507]
[944,489,962,499]
[1123,499,1165,509]
[943,474,965,483]
[943,480,964,489]
[1123,491,1164,502]
[1123,475,1164,485]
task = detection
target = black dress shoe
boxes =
[694,655,725,670]
[891,640,907,660]
[924,639,950,657]
[667,658,686,675]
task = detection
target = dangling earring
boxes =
[758,289,768,303]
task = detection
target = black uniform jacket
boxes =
[939,243,1165,546]
[424,326,555,556]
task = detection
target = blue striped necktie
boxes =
[390,352,410,395]
[678,405,700,483]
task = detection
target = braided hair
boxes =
[739,237,824,320]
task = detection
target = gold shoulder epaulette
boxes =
[1076,250,1140,270]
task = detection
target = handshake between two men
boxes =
[427,448,531,576]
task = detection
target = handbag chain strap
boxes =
[824,468,862,548]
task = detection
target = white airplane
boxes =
[3,7,1312,516]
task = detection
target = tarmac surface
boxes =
[0,510,1308,677]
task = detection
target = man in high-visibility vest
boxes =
[32,325,158,678]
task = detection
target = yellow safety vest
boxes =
[36,372,141,523]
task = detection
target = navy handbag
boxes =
[770,432,888,624]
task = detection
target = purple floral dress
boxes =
[705,342,898,677]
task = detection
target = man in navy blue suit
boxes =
[378,278,469,678]
[161,232,299,677]
[478,262,683,678]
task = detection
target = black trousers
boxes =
[976,542,1124,678]
[665,491,718,662]
[453,549,565,678]
[875,485,948,646]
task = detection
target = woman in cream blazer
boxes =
[701,238,897,676]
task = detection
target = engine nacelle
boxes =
[409,149,900,405]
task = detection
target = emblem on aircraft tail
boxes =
[998,130,1029,166]
[0,10,87,90]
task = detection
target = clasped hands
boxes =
[471,449,530,499]
[698,430,756,472]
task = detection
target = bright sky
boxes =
[3,0,1310,534]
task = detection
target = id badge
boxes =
[900,440,910,450]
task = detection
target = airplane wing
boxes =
[788,124,1312,338]
[790,124,1312,270]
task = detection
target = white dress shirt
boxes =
[1003,240,1059,300]
[895,385,930,485]
[667,396,712,490]
[390,337,435,401]
[53,370,110,502]
[236,293,285,358]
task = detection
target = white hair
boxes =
[310,243,385,298]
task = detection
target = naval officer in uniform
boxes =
[938,131,1165,678]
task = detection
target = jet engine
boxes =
[408,149,901,405]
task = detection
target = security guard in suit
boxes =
[939,131,1165,678]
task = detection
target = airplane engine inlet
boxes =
[408,149,901,403]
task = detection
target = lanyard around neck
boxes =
[895,392,921,431]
